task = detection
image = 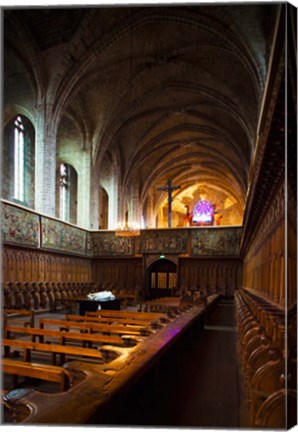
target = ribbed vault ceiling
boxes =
[4,4,279,226]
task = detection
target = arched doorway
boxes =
[148,259,177,299]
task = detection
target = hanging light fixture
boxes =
[115,222,140,237]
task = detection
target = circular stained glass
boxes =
[192,199,214,223]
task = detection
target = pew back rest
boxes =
[5,325,125,346]
[2,358,71,391]
[86,310,168,321]
[65,314,156,327]
[3,309,35,327]
[2,338,104,364]
[39,318,152,336]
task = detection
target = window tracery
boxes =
[192,199,214,225]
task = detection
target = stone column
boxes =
[146,193,155,227]
[77,150,91,229]
[128,179,140,227]
[108,160,119,230]
[90,165,100,230]
[35,107,56,216]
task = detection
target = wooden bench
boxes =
[0,302,207,424]
[2,358,71,391]
[3,309,35,328]
[39,318,153,336]
[2,338,104,366]
[86,309,169,322]
[5,325,126,348]
[140,298,181,314]
[148,297,180,305]
[65,314,160,328]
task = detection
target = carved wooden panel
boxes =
[93,258,142,290]
[2,246,92,284]
[242,182,285,306]
[178,258,242,295]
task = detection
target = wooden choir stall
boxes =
[2,294,219,425]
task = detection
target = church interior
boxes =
[1,2,297,429]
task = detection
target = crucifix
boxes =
[157,178,181,227]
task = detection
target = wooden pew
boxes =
[1,301,210,424]
[39,318,153,336]
[65,314,161,328]
[5,325,126,348]
[141,296,181,306]
[2,338,105,365]
[3,309,35,328]
[139,298,181,315]
[86,309,169,322]
[2,358,71,391]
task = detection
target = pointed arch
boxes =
[2,114,35,208]
[56,162,78,224]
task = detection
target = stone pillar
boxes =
[146,193,155,227]
[128,179,140,227]
[108,160,119,230]
[90,167,100,230]
[157,206,164,227]
[35,108,56,216]
[77,151,91,229]
[108,177,119,230]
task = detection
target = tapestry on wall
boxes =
[92,232,134,256]
[41,217,87,254]
[1,202,39,247]
[136,229,188,254]
[190,227,242,256]
[86,231,94,256]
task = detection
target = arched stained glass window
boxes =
[59,163,69,221]
[192,199,214,224]
[58,163,77,224]
[2,114,35,207]
[14,116,25,201]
